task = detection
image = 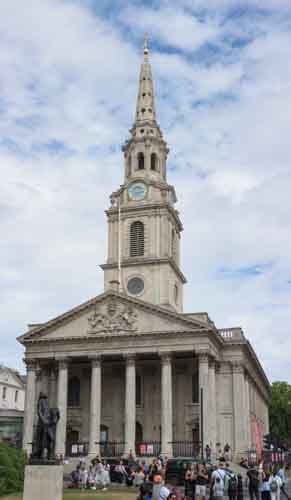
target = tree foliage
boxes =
[0,443,26,496]
[269,381,291,445]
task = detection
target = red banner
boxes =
[251,416,263,461]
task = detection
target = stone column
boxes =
[199,352,210,455]
[232,362,247,458]
[245,374,251,450]
[208,359,217,451]
[23,360,37,455]
[89,356,102,457]
[124,354,136,457]
[55,358,69,457]
[161,352,173,457]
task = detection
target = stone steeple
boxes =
[122,35,167,183]
[102,35,186,312]
[135,34,157,125]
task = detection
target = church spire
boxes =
[135,34,157,125]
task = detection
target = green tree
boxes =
[269,381,291,445]
[0,443,26,496]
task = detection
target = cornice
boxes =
[106,201,183,231]
[101,257,187,284]
[22,328,210,345]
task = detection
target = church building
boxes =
[19,38,270,461]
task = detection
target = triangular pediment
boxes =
[18,291,209,344]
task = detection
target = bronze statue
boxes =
[32,392,60,461]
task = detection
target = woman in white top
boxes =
[269,470,282,500]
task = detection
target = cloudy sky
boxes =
[1,0,291,382]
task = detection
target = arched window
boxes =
[130,221,144,257]
[151,153,157,170]
[68,377,80,407]
[138,152,144,170]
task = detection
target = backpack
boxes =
[228,475,238,492]
[270,480,278,493]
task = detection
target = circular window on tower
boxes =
[127,276,145,296]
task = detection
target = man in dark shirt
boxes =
[247,466,260,500]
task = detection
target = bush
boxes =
[0,443,26,496]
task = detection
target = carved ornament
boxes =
[88,299,138,335]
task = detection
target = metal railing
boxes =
[98,441,126,458]
[171,441,201,458]
[247,449,287,466]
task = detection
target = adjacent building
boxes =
[18,38,269,461]
[0,365,26,446]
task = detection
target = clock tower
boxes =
[101,36,186,312]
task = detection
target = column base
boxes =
[160,447,173,459]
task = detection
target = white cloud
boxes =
[0,0,291,384]
[119,5,219,52]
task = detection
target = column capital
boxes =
[123,353,136,365]
[55,357,69,369]
[23,358,38,372]
[159,351,172,364]
[231,361,244,374]
[215,361,221,373]
[89,354,102,368]
[209,358,216,369]
[197,351,209,362]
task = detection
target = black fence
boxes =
[99,441,126,457]
[247,449,287,467]
[171,441,201,458]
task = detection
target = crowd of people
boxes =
[68,452,290,500]
[184,461,290,500]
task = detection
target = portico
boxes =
[23,345,216,458]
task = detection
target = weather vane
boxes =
[144,32,149,62]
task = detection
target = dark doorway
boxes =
[135,422,143,455]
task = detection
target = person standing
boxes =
[277,465,290,500]
[185,463,196,500]
[260,471,271,500]
[196,463,208,500]
[212,471,225,500]
[247,465,260,500]
[269,469,282,500]
[206,445,212,463]
[237,474,244,500]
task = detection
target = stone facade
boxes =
[18,38,270,461]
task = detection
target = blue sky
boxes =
[0,0,291,382]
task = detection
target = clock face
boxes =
[127,276,144,295]
[128,182,146,201]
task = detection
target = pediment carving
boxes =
[88,298,138,334]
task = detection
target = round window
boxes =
[127,277,144,295]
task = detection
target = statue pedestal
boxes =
[23,464,63,500]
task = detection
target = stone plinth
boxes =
[23,465,63,500]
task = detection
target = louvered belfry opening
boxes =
[130,221,144,257]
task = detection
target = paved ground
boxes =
[1,489,137,500]
[2,478,290,500]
